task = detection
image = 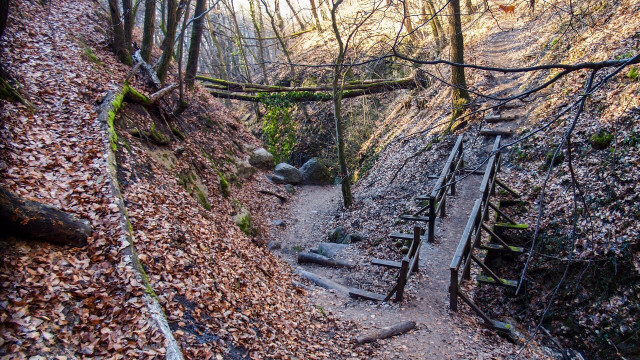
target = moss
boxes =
[544,150,564,168]
[107,90,125,151]
[495,223,529,229]
[149,122,169,145]
[124,84,150,105]
[170,124,186,140]
[82,44,104,67]
[218,171,231,197]
[236,211,253,236]
[590,130,613,150]
[195,187,211,210]
[627,67,639,80]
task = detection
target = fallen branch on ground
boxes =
[355,320,416,344]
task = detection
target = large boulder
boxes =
[249,148,274,170]
[273,163,302,184]
[299,157,332,185]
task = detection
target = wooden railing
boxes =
[449,136,526,332]
[350,135,465,303]
[400,134,465,243]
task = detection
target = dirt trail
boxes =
[268,17,551,360]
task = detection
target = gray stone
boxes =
[268,174,286,184]
[274,163,302,184]
[345,233,366,243]
[328,227,347,244]
[236,158,255,179]
[249,148,274,170]
[267,241,281,250]
[313,242,349,258]
[284,184,295,194]
[299,158,332,185]
[271,220,285,227]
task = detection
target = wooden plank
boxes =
[496,179,522,197]
[450,199,482,270]
[395,258,410,302]
[389,232,427,242]
[477,275,519,288]
[399,215,431,222]
[480,128,513,137]
[480,243,525,253]
[494,223,529,229]
[491,320,513,332]
[485,114,516,123]
[371,258,402,269]
[349,287,386,302]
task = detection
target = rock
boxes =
[312,242,349,258]
[274,163,302,184]
[249,148,274,170]
[267,241,281,250]
[267,174,286,184]
[233,207,254,236]
[236,158,255,179]
[271,220,285,227]
[299,158,332,185]
[328,227,347,244]
[345,233,366,243]
[284,184,295,194]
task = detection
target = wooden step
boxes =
[494,222,529,229]
[485,114,517,123]
[399,215,431,222]
[389,232,427,242]
[371,258,402,269]
[415,195,431,201]
[480,243,525,253]
[349,287,386,301]
[477,275,519,289]
[480,128,513,137]
[490,320,513,332]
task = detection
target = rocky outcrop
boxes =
[249,148,274,170]
[299,158,332,185]
[274,163,302,184]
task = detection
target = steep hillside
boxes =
[0,1,356,358]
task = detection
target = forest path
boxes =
[269,15,550,360]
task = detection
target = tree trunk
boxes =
[427,0,445,47]
[309,0,322,31]
[423,1,440,50]
[331,0,352,208]
[465,0,473,15]
[140,0,156,62]
[157,0,179,84]
[260,0,295,79]
[185,0,207,89]
[108,0,132,64]
[225,0,253,83]
[249,0,268,82]
[297,252,355,268]
[122,0,134,55]
[284,0,305,31]
[355,321,416,344]
[0,0,8,39]
[403,0,415,40]
[448,0,469,120]
[0,188,92,247]
[206,14,229,81]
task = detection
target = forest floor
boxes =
[268,17,558,359]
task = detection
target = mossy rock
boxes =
[233,207,256,236]
[590,130,613,150]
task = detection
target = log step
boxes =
[485,114,516,123]
[371,258,402,269]
[480,128,513,137]
[399,215,431,222]
[389,232,428,242]
[490,320,513,332]
[477,275,519,288]
[415,195,431,201]
[494,223,529,229]
[349,287,386,302]
[480,243,525,253]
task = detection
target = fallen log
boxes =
[132,50,161,89]
[0,187,91,247]
[295,268,350,296]
[297,252,355,268]
[257,189,288,202]
[355,320,416,344]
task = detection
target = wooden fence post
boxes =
[450,268,458,312]
[411,226,420,273]
[395,258,410,302]
[428,196,436,243]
